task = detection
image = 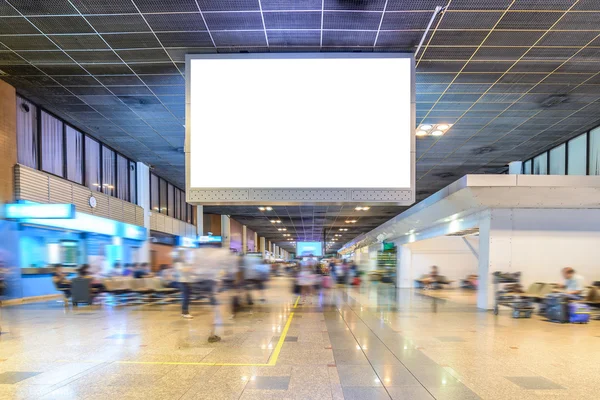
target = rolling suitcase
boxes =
[322,275,332,289]
[569,303,591,324]
[545,293,569,323]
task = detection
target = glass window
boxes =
[549,144,566,175]
[589,127,600,175]
[174,189,180,220]
[116,154,129,201]
[180,191,186,222]
[150,173,159,212]
[65,126,83,184]
[523,160,531,174]
[102,145,115,196]
[187,204,193,224]
[40,111,64,177]
[159,178,167,214]
[129,161,137,204]
[16,96,38,169]
[85,136,101,191]
[567,134,587,175]
[167,183,174,217]
[533,152,548,175]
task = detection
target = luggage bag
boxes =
[569,303,591,324]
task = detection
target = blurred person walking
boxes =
[192,246,238,343]
[175,254,194,319]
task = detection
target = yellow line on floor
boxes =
[105,296,302,368]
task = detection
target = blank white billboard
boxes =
[186,53,414,203]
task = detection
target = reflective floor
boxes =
[0,279,599,399]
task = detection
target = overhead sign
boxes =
[186,53,415,205]
[198,235,222,243]
[4,203,75,219]
[178,236,198,248]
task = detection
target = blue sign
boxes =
[4,203,75,219]
[178,236,198,248]
[198,235,222,243]
[22,209,147,240]
[121,223,147,241]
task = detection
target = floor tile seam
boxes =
[42,361,112,394]
[333,300,396,399]
[339,292,437,399]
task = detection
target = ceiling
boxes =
[2,0,600,251]
[204,205,403,253]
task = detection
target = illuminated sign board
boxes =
[198,235,222,243]
[186,53,415,205]
[4,203,75,219]
[178,236,198,248]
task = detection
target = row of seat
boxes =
[103,277,179,305]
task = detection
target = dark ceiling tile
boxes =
[67,50,122,63]
[117,49,171,62]
[109,86,153,95]
[211,31,267,46]
[144,13,207,32]
[324,0,386,11]
[196,0,260,11]
[133,0,199,13]
[204,12,264,30]
[156,32,214,47]
[16,50,73,64]
[96,75,144,85]
[81,63,132,75]
[0,35,57,50]
[87,14,150,33]
[7,0,78,15]
[0,17,39,34]
[37,64,88,75]
[71,0,139,14]
[323,11,381,30]
[261,0,320,10]
[49,34,109,50]
[322,30,376,46]
[264,11,321,29]
[102,32,161,49]
[267,30,320,46]
[29,16,94,34]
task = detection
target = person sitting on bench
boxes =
[52,264,71,304]
[422,266,443,289]
[557,267,585,299]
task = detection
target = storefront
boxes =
[4,203,146,298]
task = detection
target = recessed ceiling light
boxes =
[265,206,273,211]
[345,220,357,224]
[437,124,450,131]
[420,124,433,131]
[416,130,428,137]
[431,130,444,137]
[258,207,265,211]
[270,220,277,223]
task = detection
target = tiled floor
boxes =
[0,279,598,399]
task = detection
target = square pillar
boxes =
[221,215,231,250]
[242,225,247,254]
[136,162,151,264]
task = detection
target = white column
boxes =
[242,225,247,254]
[254,232,258,252]
[221,215,231,250]
[396,244,412,289]
[196,205,203,236]
[136,162,150,263]
[260,237,266,257]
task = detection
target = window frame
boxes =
[17,94,139,204]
